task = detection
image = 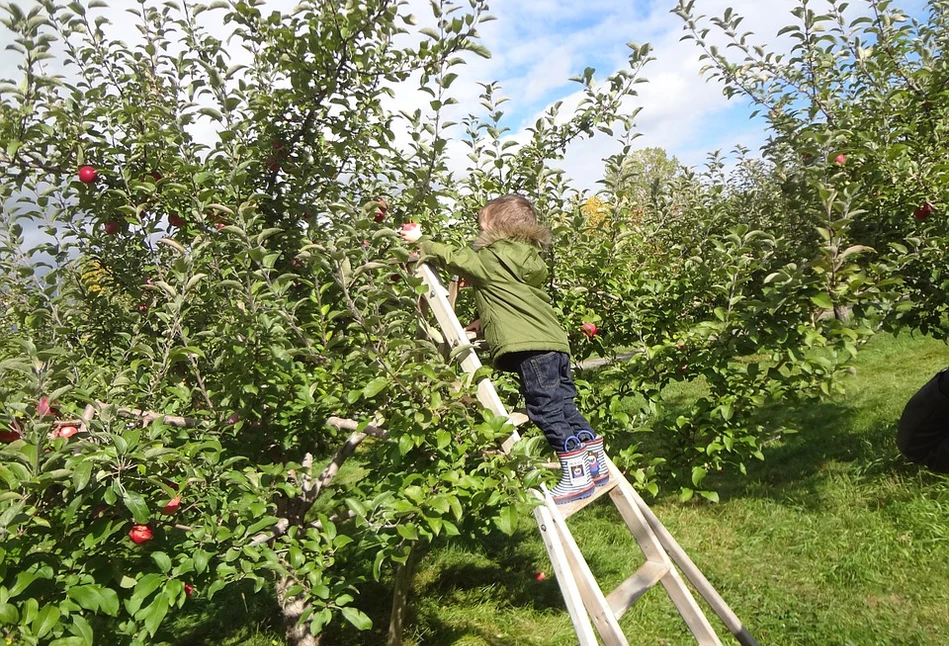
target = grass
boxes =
[169,332,949,646]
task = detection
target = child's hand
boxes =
[399,222,422,244]
[464,318,482,334]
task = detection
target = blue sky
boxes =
[1,0,933,192]
[426,0,931,189]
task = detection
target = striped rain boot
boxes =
[551,436,595,504]
[577,430,610,487]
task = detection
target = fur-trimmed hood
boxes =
[473,221,552,250]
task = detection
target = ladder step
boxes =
[606,560,670,620]
[557,478,619,519]
[508,411,529,426]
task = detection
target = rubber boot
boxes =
[577,430,610,487]
[551,437,595,504]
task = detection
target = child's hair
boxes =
[475,194,551,248]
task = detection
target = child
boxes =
[399,194,609,504]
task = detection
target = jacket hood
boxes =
[486,238,548,287]
[473,221,552,250]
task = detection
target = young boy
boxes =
[399,194,609,504]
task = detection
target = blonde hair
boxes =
[475,194,551,248]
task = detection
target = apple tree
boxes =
[0,0,653,644]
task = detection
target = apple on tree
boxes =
[374,198,388,222]
[51,425,79,439]
[0,429,21,443]
[161,497,181,515]
[78,165,98,183]
[581,322,598,338]
[36,396,60,419]
[914,202,933,220]
[834,153,846,165]
[128,524,153,545]
[104,220,120,235]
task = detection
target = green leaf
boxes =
[32,604,60,638]
[73,461,93,491]
[193,549,210,574]
[141,592,169,636]
[0,602,18,624]
[494,505,518,536]
[123,492,150,524]
[70,614,94,645]
[361,377,388,398]
[810,293,833,309]
[152,551,172,573]
[341,606,372,630]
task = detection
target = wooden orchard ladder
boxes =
[415,263,761,646]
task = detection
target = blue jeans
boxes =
[503,351,593,453]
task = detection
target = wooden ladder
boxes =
[415,263,761,646]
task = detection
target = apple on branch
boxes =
[914,202,933,220]
[78,165,98,183]
[129,524,154,545]
[581,322,598,338]
[374,199,388,222]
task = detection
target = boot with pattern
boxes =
[577,430,610,487]
[551,436,595,504]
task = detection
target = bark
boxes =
[387,545,422,646]
[276,575,321,646]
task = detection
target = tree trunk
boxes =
[386,545,421,646]
[277,575,321,646]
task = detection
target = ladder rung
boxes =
[558,479,619,519]
[509,412,529,426]
[606,560,670,620]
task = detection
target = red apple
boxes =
[266,157,280,172]
[227,412,240,425]
[36,396,59,419]
[78,165,98,183]
[215,222,226,230]
[104,220,120,235]
[914,202,933,220]
[374,211,385,223]
[0,429,21,443]
[161,496,181,515]
[184,584,195,597]
[168,214,186,228]
[138,304,149,313]
[401,222,418,231]
[57,425,79,439]
[148,171,163,182]
[834,154,846,165]
[129,524,153,545]
[533,571,546,581]
[581,322,598,338]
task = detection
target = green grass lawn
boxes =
[165,332,949,646]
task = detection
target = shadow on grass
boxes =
[700,394,925,508]
[157,579,282,646]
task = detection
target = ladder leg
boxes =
[606,460,722,646]
[532,503,599,646]
[544,493,630,646]
[627,487,761,646]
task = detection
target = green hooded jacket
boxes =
[419,230,570,363]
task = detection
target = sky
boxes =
[0,0,932,192]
